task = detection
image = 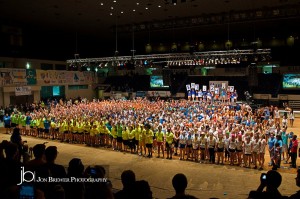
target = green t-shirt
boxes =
[11,114,17,124]
[117,125,123,137]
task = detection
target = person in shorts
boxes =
[3,113,11,134]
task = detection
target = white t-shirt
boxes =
[259,139,266,153]
[244,141,252,154]
[252,139,260,153]
[207,136,216,148]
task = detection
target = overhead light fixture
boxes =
[110,13,113,15]
[145,7,148,10]
[172,0,177,5]
[158,5,161,7]
[136,2,139,5]
[111,6,114,9]
[133,9,136,12]
[26,62,30,69]
[121,11,124,14]
[113,0,116,2]
[100,2,103,5]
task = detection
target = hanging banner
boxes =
[202,85,207,91]
[12,69,27,85]
[0,68,26,86]
[210,84,215,92]
[26,69,37,85]
[0,68,12,86]
[36,70,96,85]
[228,86,234,92]
[15,86,32,96]
[195,84,199,91]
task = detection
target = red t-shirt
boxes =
[291,139,298,153]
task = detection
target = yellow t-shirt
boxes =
[128,130,135,140]
[110,127,117,138]
[166,132,174,144]
[156,131,164,142]
[90,127,98,136]
[122,129,129,140]
[145,130,154,144]
[77,122,83,133]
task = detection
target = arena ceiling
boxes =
[1,0,300,34]
[1,0,300,59]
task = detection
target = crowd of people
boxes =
[0,128,299,199]
[0,96,299,199]
[1,97,298,170]
[0,133,198,199]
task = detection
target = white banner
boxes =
[15,86,32,96]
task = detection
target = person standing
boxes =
[144,124,154,158]
[3,113,11,134]
[259,134,267,170]
[289,109,295,128]
[178,131,187,160]
[199,132,207,163]
[274,135,283,169]
[290,135,298,168]
[116,121,123,151]
[268,133,276,166]
[0,106,4,123]
[243,136,252,168]
[228,134,237,166]
[156,125,164,158]
[165,128,174,160]
[25,112,32,136]
[207,132,217,164]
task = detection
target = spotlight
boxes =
[172,0,177,5]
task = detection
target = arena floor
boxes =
[1,119,300,199]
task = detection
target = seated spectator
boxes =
[0,142,22,199]
[133,180,152,199]
[115,170,136,199]
[26,144,46,170]
[64,158,85,199]
[85,165,113,199]
[0,140,9,160]
[289,168,300,199]
[169,173,197,199]
[42,146,67,199]
[248,170,286,199]
[44,146,67,178]
[10,127,23,161]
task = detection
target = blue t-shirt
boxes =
[25,116,32,125]
[275,139,283,153]
[44,119,50,129]
[281,132,288,145]
[268,137,276,149]
[4,116,11,125]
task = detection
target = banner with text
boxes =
[15,86,32,96]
